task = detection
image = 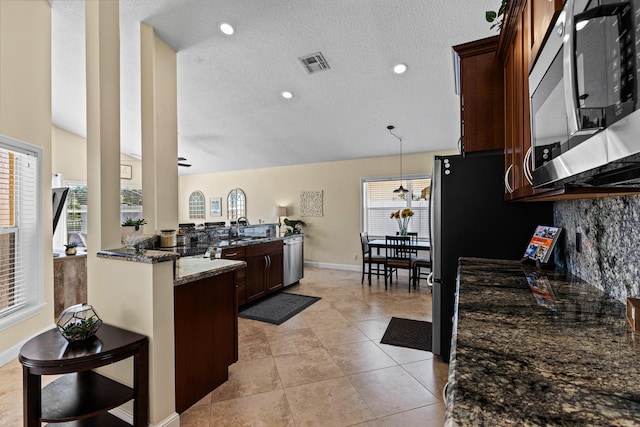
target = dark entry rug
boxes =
[380,317,432,351]
[239,292,321,325]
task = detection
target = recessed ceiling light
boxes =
[281,91,293,99]
[393,63,408,74]
[219,22,234,35]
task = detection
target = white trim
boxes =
[0,134,44,332]
[304,261,359,272]
[110,407,180,427]
[0,303,46,333]
[0,323,55,367]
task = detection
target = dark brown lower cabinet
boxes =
[221,247,247,306]
[245,240,284,303]
[174,270,238,413]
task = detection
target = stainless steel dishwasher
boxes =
[283,236,304,286]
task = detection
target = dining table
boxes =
[366,238,431,288]
[367,238,431,253]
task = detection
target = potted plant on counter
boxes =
[121,217,147,245]
[64,242,78,256]
[283,218,306,236]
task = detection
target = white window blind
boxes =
[65,184,144,238]
[362,177,431,240]
[0,138,41,323]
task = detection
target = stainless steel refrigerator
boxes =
[429,151,553,361]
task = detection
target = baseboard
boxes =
[111,407,180,427]
[0,323,56,367]
[304,261,360,272]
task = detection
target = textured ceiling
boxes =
[51,0,499,175]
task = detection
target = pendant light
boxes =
[387,125,407,194]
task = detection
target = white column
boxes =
[140,23,179,233]
[85,0,121,252]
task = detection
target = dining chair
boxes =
[395,231,419,256]
[360,232,386,286]
[413,256,432,291]
[384,235,415,291]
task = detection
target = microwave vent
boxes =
[299,52,330,74]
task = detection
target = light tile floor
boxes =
[0,267,449,427]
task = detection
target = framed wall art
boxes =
[300,190,323,217]
[210,197,222,217]
[120,164,132,180]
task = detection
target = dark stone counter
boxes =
[446,258,640,426]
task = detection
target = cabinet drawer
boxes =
[245,240,283,257]
[221,247,246,260]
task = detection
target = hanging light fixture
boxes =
[387,125,407,194]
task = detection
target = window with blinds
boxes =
[362,176,431,240]
[65,184,144,238]
[0,137,42,325]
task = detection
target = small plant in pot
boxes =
[283,218,306,236]
[64,242,78,256]
[122,217,147,231]
[121,218,147,247]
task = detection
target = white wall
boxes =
[179,151,455,268]
[0,0,53,359]
[53,125,142,186]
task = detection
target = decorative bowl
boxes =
[56,303,103,342]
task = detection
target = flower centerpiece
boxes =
[390,208,414,236]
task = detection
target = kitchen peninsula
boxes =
[97,248,246,413]
[446,258,640,426]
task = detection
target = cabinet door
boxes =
[503,0,556,200]
[222,247,247,306]
[529,0,563,69]
[266,250,284,293]
[174,272,237,413]
[246,255,267,302]
[454,36,505,153]
[504,46,516,199]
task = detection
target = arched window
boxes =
[227,188,246,220]
[189,191,206,219]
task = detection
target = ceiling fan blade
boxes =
[178,156,187,161]
[178,163,192,167]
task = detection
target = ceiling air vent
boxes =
[298,52,330,74]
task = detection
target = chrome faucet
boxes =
[235,217,249,237]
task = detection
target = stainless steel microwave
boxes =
[529,0,640,188]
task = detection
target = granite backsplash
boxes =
[554,195,640,303]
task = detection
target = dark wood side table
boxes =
[19,323,149,427]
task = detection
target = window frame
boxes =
[189,190,206,219]
[0,134,44,331]
[360,174,431,241]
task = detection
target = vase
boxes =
[399,226,408,236]
[56,303,103,342]
[65,247,77,256]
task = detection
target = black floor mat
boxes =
[239,292,320,325]
[380,317,432,351]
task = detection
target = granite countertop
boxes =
[446,257,640,426]
[174,257,245,286]
[97,247,180,264]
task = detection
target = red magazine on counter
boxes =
[523,225,562,264]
